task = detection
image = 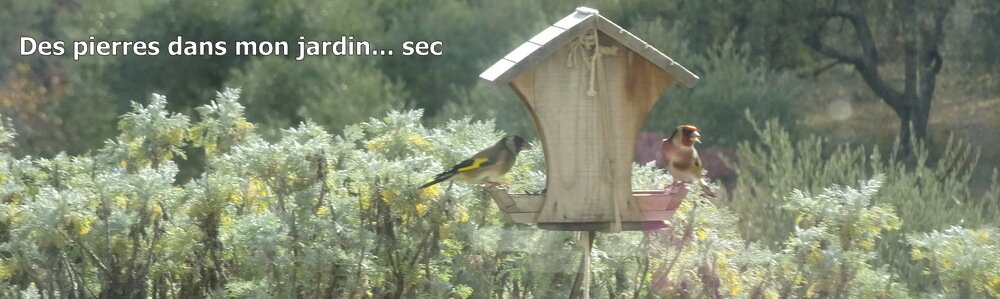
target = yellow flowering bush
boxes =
[0,91,994,298]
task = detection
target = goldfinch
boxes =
[419,135,530,189]
[661,125,715,197]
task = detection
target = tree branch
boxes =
[844,0,881,64]
[812,60,847,78]
[804,12,863,66]
[65,232,111,275]
[806,4,906,110]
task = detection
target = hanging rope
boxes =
[567,21,625,233]
[566,26,618,97]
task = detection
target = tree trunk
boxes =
[805,0,952,156]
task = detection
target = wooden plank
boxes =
[507,212,538,223]
[483,8,699,87]
[641,210,676,221]
[552,10,594,30]
[480,58,517,82]
[636,193,684,211]
[483,7,695,228]
[510,194,544,211]
[504,42,542,63]
[509,213,674,226]
[525,34,677,224]
[510,71,535,105]
[530,38,616,223]
[497,21,592,85]
[595,16,699,88]
[504,192,684,212]
[484,9,602,85]
[487,188,521,213]
[537,221,668,231]
[528,26,566,45]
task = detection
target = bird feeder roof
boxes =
[480,7,700,88]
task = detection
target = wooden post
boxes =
[570,231,596,299]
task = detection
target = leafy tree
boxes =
[945,0,1000,91]
[801,0,956,154]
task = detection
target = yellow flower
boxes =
[940,255,953,270]
[696,230,708,240]
[415,204,427,216]
[406,134,431,148]
[220,213,232,226]
[315,206,328,216]
[235,119,254,131]
[805,283,817,297]
[0,260,11,280]
[715,256,743,296]
[76,218,93,235]
[204,143,217,154]
[987,274,1000,297]
[359,194,372,210]
[365,138,388,150]
[858,239,875,250]
[248,178,269,199]
[805,248,824,267]
[151,202,163,222]
[971,229,990,243]
[380,189,396,203]
[166,129,185,146]
[420,185,441,199]
[459,212,469,223]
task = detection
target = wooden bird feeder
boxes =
[480,7,699,232]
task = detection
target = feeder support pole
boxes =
[570,231,596,299]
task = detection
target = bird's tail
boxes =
[419,171,455,189]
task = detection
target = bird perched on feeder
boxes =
[419,135,530,189]
[660,125,715,197]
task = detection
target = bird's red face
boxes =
[680,125,700,147]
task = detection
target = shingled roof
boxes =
[479,7,699,88]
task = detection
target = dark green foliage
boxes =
[633,21,805,146]
[228,57,407,136]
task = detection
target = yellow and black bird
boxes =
[660,125,715,197]
[419,135,530,189]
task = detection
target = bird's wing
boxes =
[450,156,498,173]
[660,139,675,165]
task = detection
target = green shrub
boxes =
[633,19,807,147]
[729,113,1000,290]
[908,226,1000,298]
[0,91,996,298]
